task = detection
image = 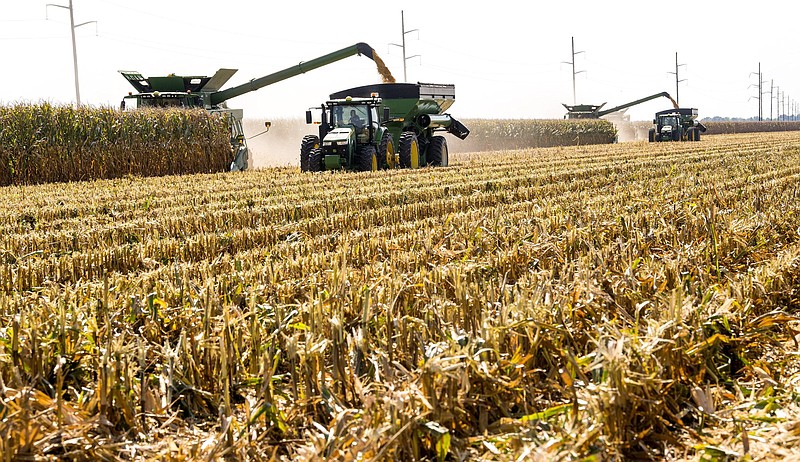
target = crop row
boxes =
[1,132,800,460]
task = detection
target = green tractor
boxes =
[301,83,469,172]
[648,108,707,142]
[301,96,392,172]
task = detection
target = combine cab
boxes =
[648,108,706,142]
[301,83,469,172]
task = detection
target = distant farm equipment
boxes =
[648,108,707,142]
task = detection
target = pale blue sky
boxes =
[2,0,797,121]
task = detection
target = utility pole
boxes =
[389,10,419,83]
[562,36,585,105]
[775,86,781,121]
[47,0,96,107]
[750,63,766,121]
[770,80,774,120]
[668,52,687,106]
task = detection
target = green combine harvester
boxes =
[119,43,381,171]
[300,83,470,172]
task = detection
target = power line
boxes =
[389,10,419,82]
[562,36,585,105]
[667,52,686,106]
[749,62,767,120]
[46,0,96,107]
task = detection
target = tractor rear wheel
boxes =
[308,148,324,172]
[648,128,656,143]
[379,133,395,169]
[399,132,420,169]
[673,127,682,142]
[427,136,448,167]
[356,145,379,172]
[300,135,320,172]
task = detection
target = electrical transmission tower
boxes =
[668,52,687,106]
[46,0,96,107]
[389,10,419,83]
[562,37,585,105]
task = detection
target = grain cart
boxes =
[648,108,707,142]
[301,83,469,172]
[119,42,382,171]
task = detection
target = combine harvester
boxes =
[563,92,678,141]
[300,83,470,172]
[648,108,707,142]
[119,43,387,171]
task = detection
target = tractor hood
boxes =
[323,128,353,145]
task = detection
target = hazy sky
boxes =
[2,1,798,121]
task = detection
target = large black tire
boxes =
[694,129,701,142]
[300,135,320,172]
[379,133,395,169]
[308,148,324,172]
[673,127,682,142]
[648,128,656,143]
[427,136,448,167]
[355,145,378,172]
[398,132,420,169]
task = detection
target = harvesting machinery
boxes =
[562,92,676,120]
[119,43,381,171]
[300,83,470,172]
[648,108,707,142]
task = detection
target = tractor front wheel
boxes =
[427,136,448,167]
[648,128,656,143]
[399,132,420,169]
[308,148,324,172]
[379,133,396,169]
[356,145,379,172]
[300,135,320,172]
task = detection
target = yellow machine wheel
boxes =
[399,132,420,169]
[380,133,396,169]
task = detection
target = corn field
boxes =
[0,104,231,185]
[1,131,800,460]
[703,120,800,135]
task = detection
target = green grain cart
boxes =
[300,83,469,172]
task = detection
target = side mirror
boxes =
[306,111,313,124]
[383,106,391,123]
[653,119,657,124]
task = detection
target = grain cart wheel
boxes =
[399,132,420,169]
[686,127,695,142]
[356,145,379,172]
[648,128,656,143]
[694,129,701,142]
[427,136,449,167]
[379,133,396,169]
[308,148,324,172]
[300,135,320,172]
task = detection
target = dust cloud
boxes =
[244,118,308,168]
